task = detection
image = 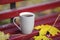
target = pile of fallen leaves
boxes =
[34,25,60,40]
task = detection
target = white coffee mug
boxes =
[13,12,35,34]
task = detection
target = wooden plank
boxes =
[0,0,23,5]
[0,13,60,40]
[0,1,60,21]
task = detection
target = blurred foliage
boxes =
[0,19,10,25]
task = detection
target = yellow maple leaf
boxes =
[35,25,60,36]
[34,35,52,40]
[0,31,10,40]
[48,26,60,36]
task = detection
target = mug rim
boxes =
[19,12,35,17]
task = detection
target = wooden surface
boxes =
[0,13,60,40]
[0,1,60,21]
[0,0,23,5]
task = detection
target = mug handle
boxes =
[13,17,21,30]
